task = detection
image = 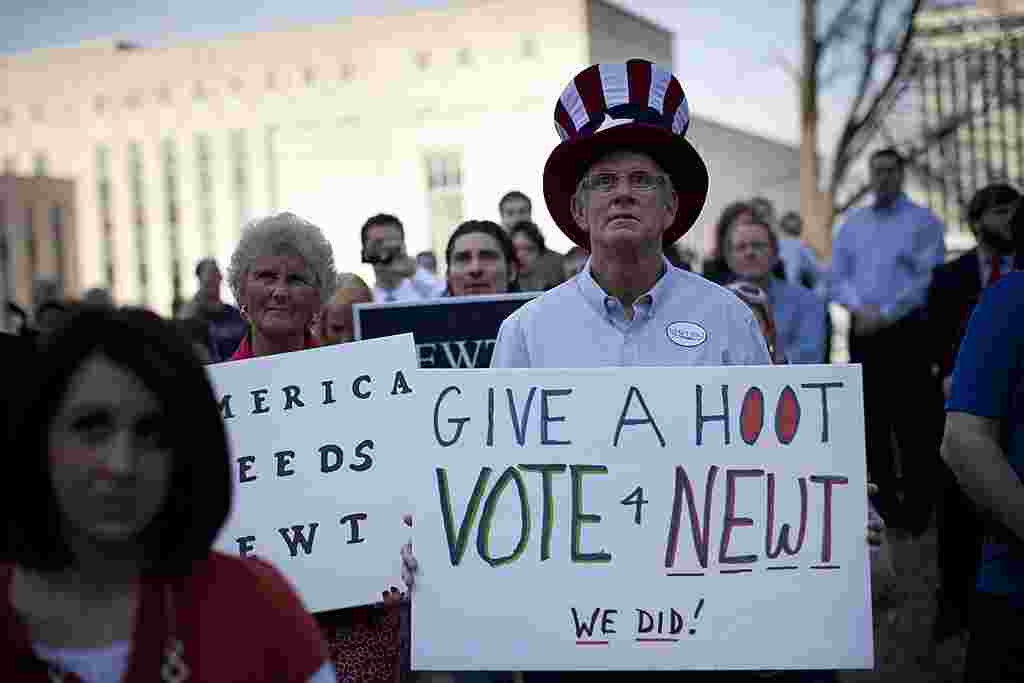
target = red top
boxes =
[228,331,320,361]
[1,552,328,682]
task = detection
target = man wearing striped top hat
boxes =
[404,60,881,683]
[487,60,850,683]
[491,59,770,370]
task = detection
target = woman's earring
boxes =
[240,304,249,320]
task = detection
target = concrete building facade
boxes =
[1,0,799,314]
[0,174,78,311]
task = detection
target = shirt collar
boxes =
[977,243,1013,263]
[761,276,782,302]
[577,255,675,320]
[227,329,318,361]
[872,192,909,213]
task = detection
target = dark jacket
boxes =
[926,248,983,379]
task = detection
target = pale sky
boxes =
[1,0,858,153]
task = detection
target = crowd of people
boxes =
[1,56,1021,683]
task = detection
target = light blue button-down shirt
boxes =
[829,193,945,322]
[491,258,771,368]
[764,276,827,364]
[778,235,822,289]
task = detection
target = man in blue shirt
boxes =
[723,218,827,364]
[492,60,769,371]
[943,264,1024,680]
[777,211,825,292]
[407,58,882,683]
[830,148,946,533]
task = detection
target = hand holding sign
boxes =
[401,515,417,593]
[208,334,418,612]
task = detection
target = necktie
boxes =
[990,255,1003,287]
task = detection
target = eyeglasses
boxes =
[731,241,773,255]
[582,171,667,194]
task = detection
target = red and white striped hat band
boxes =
[553,60,691,142]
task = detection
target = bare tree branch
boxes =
[829,0,923,198]
[829,0,887,192]
[836,183,873,215]
[837,69,918,174]
[834,81,1020,216]
[819,61,863,88]
[820,0,863,48]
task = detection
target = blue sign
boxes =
[353,293,537,368]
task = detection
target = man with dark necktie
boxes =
[926,182,1021,642]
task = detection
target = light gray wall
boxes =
[587,0,673,69]
[585,2,798,258]
[684,116,801,257]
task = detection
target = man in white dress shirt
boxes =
[491,59,770,370]
[360,213,445,302]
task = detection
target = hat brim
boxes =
[542,123,709,249]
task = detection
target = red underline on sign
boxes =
[636,638,679,643]
[666,572,705,577]
[576,641,609,646]
[720,569,753,574]
[811,565,841,570]
[766,566,799,571]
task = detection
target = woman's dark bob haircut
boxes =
[509,220,547,255]
[6,307,232,576]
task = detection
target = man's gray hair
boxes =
[572,149,676,211]
[228,212,338,306]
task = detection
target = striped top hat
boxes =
[542,59,709,248]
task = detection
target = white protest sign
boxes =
[208,334,417,612]
[409,365,872,671]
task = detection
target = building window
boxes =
[427,153,462,190]
[123,93,142,109]
[51,204,65,289]
[30,104,44,123]
[128,142,148,301]
[457,48,473,67]
[193,81,207,100]
[195,133,215,256]
[0,199,8,302]
[0,108,11,125]
[230,76,244,92]
[230,129,250,234]
[266,71,277,90]
[340,63,356,81]
[303,67,316,86]
[162,139,183,309]
[415,51,431,71]
[157,85,172,104]
[3,156,14,174]
[96,145,115,290]
[265,125,279,213]
[25,205,37,284]
[522,37,538,59]
[33,153,47,177]
[94,95,108,114]
[424,151,464,266]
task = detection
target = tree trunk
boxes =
[799,0,830,261]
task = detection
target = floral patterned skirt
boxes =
[317,601,409,683]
